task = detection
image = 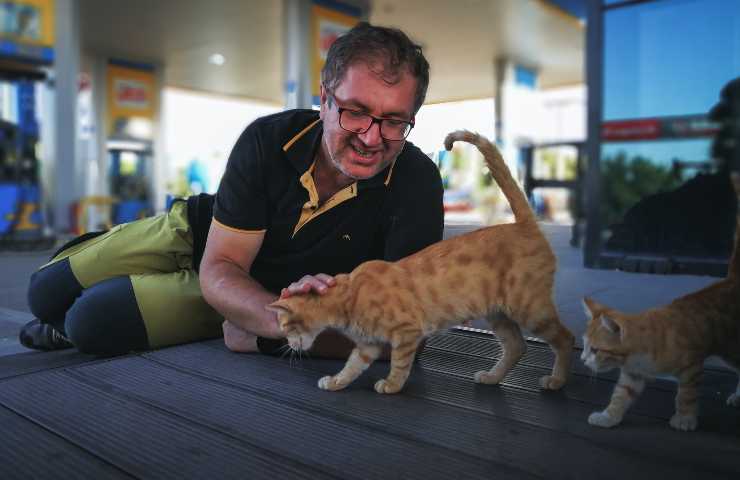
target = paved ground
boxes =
[2,224,736,479]
[0,248,51,356]
[0,224,721,361]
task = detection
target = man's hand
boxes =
[280,273,336,298]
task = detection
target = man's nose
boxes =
[358,121,383,146]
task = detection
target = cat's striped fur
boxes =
[582,173,740,431]
[267,131,574,394]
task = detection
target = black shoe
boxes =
[19,319,74,351]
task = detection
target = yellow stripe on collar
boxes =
[292,161,358,237]
[282,119,321,152]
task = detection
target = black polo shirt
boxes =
[212,109,443,294]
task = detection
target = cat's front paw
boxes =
[726,393,740,407]
[473,370,504,384]
[318,375,346,391]
[374,379,403,394]
[588,411,621,428]
[669,413,697,431]
[539,375,567,390]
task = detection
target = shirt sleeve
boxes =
[213,122,269,231]
[383,153,444,261]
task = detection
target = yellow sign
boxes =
[106,63,156,140]
[0,0,55,46]
[311,4,359,100]
[15,201,39,231]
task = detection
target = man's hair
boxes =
[321,22,430,114]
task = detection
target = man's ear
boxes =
[265,299,293,315]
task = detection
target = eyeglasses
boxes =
[330,96,414,141]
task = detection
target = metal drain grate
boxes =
[425,330,556,369]
[420,330,556,392]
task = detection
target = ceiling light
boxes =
[209,53,225,66]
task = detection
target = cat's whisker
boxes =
[278,344,292,360]
[289,349,297,368]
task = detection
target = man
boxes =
[200,22,443,355]
[20,22,443,357]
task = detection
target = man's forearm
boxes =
[200,262,282,338]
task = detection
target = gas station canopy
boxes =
[79,0,584,105]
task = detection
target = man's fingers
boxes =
[314,273,336,285]
[302,278,327,293]
[282,274,336,298]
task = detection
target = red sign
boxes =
[602,119,660,141]
[602,115,720,142]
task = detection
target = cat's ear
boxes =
[265,299,294,316]
[600,315,621,335]
[582,297,602,319]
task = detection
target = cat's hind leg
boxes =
[670,362,702,431]
[527,301,575,390]
[719,356,740,407]
[475,312,526,385]
[728,377,740,407]
[318,343,382,391]
[726,381,740,407]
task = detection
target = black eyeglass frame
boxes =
[329,94,415,141]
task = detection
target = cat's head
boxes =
[265,296,325,352]
[580,297,629,373]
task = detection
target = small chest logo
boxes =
[342,234,351,241]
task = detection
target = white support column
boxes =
[51,0,81,233]
[283,0,313,110]
[493,57,521,181]
[151,63,166,213]
[90,56,108,197]
[282,0,370,110]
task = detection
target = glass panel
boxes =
[604,0,740,121]
[600,0,740,263]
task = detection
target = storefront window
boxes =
[599,0,740,266]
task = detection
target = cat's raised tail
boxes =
[444,130,536,224]
[729,172,740,278]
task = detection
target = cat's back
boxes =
[640,280,740,363]
[348,259,407,289]
[397,221,555,280]
[471,221,555,265]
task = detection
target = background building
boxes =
[0,0,737,276]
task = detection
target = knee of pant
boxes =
[64,278,149,356]
[65,295,102,354]
[27,259,81,321]
[27,269,46,319]
[27,268,63,320]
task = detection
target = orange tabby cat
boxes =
[267,131,574,394]
[581,173,740,431]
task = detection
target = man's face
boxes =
[319,62,417,181]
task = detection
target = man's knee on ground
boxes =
[27,259,82,322]
[64,277,149,355]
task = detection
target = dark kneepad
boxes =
[65,276,150,355]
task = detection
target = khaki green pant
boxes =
[45,201,223,348]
